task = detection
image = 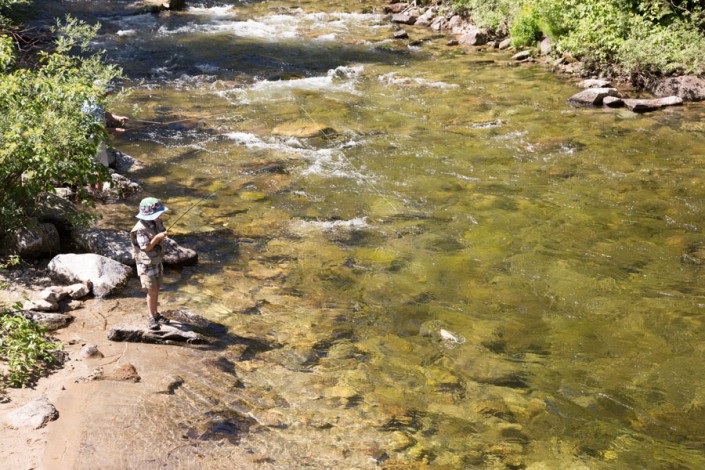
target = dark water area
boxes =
[31,0,705,467]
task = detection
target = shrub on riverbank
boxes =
[0,8,122,235]
[450,0,705,80]
[0,302,61,389]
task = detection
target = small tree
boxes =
[0,15,123,234]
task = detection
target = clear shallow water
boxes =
[39,0,705,467]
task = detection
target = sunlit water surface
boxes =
[35,0,705,467]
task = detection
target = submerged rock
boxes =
[272,122,336,139]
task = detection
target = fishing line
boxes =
[166,190,219,231]
[299,104,399,214]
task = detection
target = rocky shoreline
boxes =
[385,2,705,110]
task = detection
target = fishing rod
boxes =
[166,190,219,231]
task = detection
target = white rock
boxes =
[48,253,133,298]
[25,299,59,312]
[3,396,59,430]
[66,283,90,299]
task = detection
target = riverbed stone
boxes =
[3,396,59,430]
[24,299,59,312]
[499,38,512,50]
[38,286,68,303]
[392,13,417,25]
[623,96,683,113]
[31,312,73,331]
[415,8,435,27]
[539,37,552,55]
[602,96,624,107]
[650,75,705,101]
[393,29,408,40]
[511,50,532,61]
[459,28,488,46]
[567,87,620,106]
[48,253,132,298]
[66,283,90,299]
[80,344,103,359]
[10,222,61,259]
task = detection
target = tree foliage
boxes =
[0,15,122,234]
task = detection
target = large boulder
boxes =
[162,237,199,266]
[70,228,197,267]
[10,222,61,259]
[649,76,705,102]
[568,88,620,106]
[34,193,81,233]
[623,96,683,113]
[47,253,132,298]
[71,228,135,266]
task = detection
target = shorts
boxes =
[140,272,163,290]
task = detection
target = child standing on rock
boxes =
[130,197,170,330]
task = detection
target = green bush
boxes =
[510,7,542,47]
[0,304,61,388]
[451,0,515,30]
[0,16,122,235]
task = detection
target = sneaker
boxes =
[148,316,161,331]
[156,313,171,325]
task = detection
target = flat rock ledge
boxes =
[623,96,683,113]
[108,323,210,345]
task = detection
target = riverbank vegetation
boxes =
[0,0,119,389]
[0,0,121,235]
[450,0,705,83]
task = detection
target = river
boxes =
[34,0,705,468]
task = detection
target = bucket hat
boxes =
[136,197,168,220]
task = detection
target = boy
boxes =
[130,197,170,330]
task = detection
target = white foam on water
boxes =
[157,10,384,41]
[216,65,364,103]
[186,5,237,16]
[221,132,372,183]
[290,217,371,234]
[116,29,136,37]
[378,72,459,89]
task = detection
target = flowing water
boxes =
[35,0,705,468]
